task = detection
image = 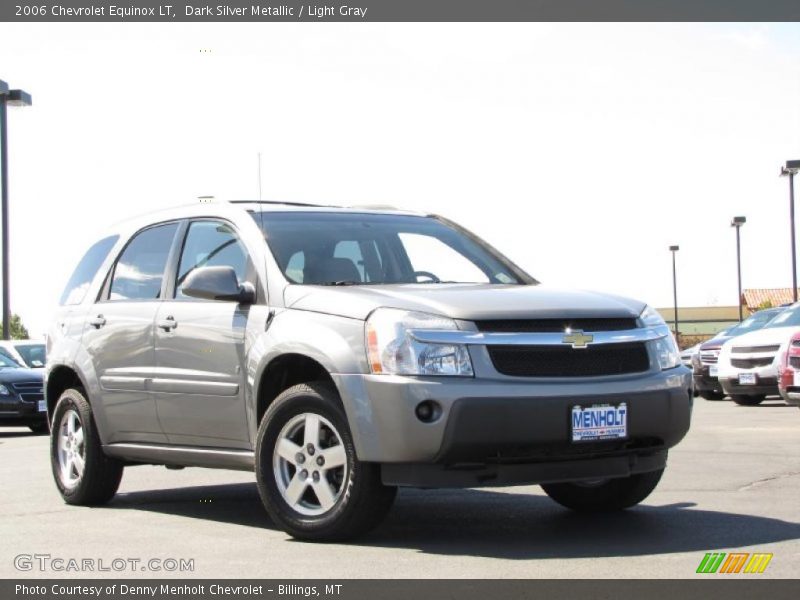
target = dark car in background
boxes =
[0,340,46,368]
[692,307,785,401]
[0,352,46,432]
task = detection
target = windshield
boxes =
[723,308,785,337]
[14,343,46,368]
[0,351,22,368]
[764,304,800,329]
[255,212,530,286]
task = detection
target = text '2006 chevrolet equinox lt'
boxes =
[46,201,692,540]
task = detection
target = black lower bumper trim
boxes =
[382,450,668,487]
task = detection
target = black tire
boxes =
[255,382,396,542]
[731,394,765,406]
[700,391,726,401]
[50,387,123,505]
[29,422,49,434]
[541,468,664,512]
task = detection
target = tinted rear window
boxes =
[60,236,119,306]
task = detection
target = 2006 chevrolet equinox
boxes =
[46,201,692,540]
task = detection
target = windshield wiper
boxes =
[319,281,361,286]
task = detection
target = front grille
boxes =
[486,437,665,463]
[700,351,719,364]
[9,381,44,403]
[475,318,637,333]
[488,342,650,377]
[790,356,800,369]
[731,345,780,354]
[731,357,774,369]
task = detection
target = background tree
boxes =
[0,314,30,340]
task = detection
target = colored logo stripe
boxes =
[744,553,773,573]
[696,552,772,574]
[719,553,748,573]
[697,553,726,573]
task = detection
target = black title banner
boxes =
[3,0,800,22]
[4,580,800,600]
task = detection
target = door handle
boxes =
[89,315,106,329]
[157,316,178,331]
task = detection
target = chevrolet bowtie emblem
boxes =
[563,330,593,349]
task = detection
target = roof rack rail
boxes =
[227,200,329,208]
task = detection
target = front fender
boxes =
[246,309,368,443]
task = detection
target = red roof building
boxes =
[741,288,800,312]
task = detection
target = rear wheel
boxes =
[255,382,396,541]
[700,391,725,401]
[541,468,664,512]
[50,388,123,505]
[731,394,765,406]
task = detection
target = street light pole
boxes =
[669,245,679,339]
[0,81,32,340]
[782,160,800,303]
[731,216,746,322]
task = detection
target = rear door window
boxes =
[108,223,179,301]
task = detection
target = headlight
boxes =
[653,336,681,370]
[365,308,474,376]
[640,305,666,327]
[640,305,681,370]
[0,384,10,396]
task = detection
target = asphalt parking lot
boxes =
[1,397,798,579]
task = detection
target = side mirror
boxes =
[182,266,256,304]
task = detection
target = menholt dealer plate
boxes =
[571,403,628,442]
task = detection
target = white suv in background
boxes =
[717,302,800,405]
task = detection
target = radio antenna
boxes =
[257,152,263,200]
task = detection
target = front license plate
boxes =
[37,400,46,412]
[709,365,719,377]
[571,403,627,442]
[794,371,800,387]
[739,372,757,385]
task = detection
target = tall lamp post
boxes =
[731,216,746,322]
[0,81,32,340]
[669,245,679,339]
[781,160,800,303]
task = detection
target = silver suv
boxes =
[46,201,692,540]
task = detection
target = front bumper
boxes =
[0,396,47,425]
[334,367,692,486]
[779,387,800,406]
[693,367,723,394]
[719,376,778,397]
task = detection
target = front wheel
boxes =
[50,388,123,505]
[541,468,664,512]
[255,382,396,541]
[731,394,765,406]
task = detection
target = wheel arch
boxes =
[46,364,89,417]
[255,352,339,427]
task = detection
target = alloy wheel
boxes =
[272,412,348,516]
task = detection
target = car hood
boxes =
[283,283,647,322]
[0,367,43,383]
[723,326,800,349]
[701,336,730,351]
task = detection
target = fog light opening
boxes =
[415,400,442,423]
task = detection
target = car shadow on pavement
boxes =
[0,430,46,438]
[111,483,800,558]
[113,483,275,530]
